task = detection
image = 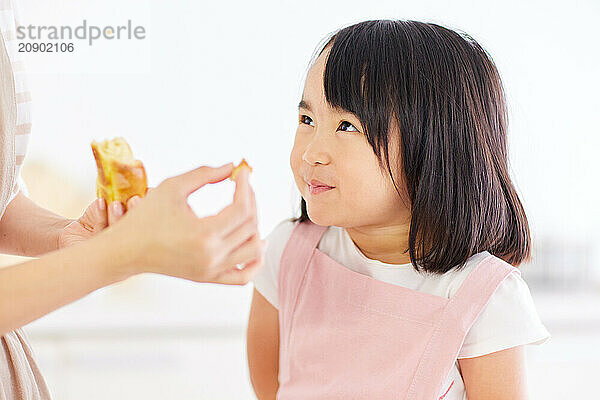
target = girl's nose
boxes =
[302,138,331,166]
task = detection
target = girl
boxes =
[247,19,550,400]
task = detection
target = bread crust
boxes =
[91,137,147,209]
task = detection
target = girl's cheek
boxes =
[290,131,308,174]
[289,147,296,173]
[290,144,301,175]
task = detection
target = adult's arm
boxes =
[0,227,133,335]
[0,164,265,335]
[0,191,71,257]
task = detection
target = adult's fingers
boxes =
[247,172,256,209]
[232,167,251,203]
[92,198,108,228]
[218,241,266,285]
[209,168,255,237]
[222,235,264,268]
[126,195,141,210]
[221,216,259,255]
[169,163,234,198]
[78,198,109,231]
[108,200,125,225]
[232,167,253,215]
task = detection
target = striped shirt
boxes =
[0,4,51,399]
[0,0,31,204]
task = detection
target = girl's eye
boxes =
[338,121,359,133]
[299,115,314,127]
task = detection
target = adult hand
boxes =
[57,193,146,249]
[103,163,265,285]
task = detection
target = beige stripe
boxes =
[15,91,30,103]
[0,19,18,214]
[0,0,12,11]
[1,30,14,41]
[15,122,30,135]
[11,60,24,72]
[16,155,24,165]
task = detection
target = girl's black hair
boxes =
[293,19,531,274]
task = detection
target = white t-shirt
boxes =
[253,219,551,400]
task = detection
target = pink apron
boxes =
[277,221,519,400]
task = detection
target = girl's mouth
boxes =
[308,185,335,195]
[307,179,335,195]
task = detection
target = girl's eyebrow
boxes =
[298,99,356,120]
[298,99,311,111]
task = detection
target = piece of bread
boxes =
[230,158,252,181]
[91,137,147,209]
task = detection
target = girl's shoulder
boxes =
[441,252,548,343]
[443,251,500,298]
[455,254,551,357]
[430,253,551,357]
[442,251,526,300]
[390,250,522,300]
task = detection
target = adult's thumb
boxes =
[173,163,234,197]
[81,198,109,230]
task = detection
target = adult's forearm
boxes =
[0,229,134,335]
[0,192,71,257]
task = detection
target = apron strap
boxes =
[278,220,328,352]
[406,254,520,400]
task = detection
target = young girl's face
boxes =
[290,48,411,229]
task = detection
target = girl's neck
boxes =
[344,223,412,265]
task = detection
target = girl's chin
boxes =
[305,205,339,227]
